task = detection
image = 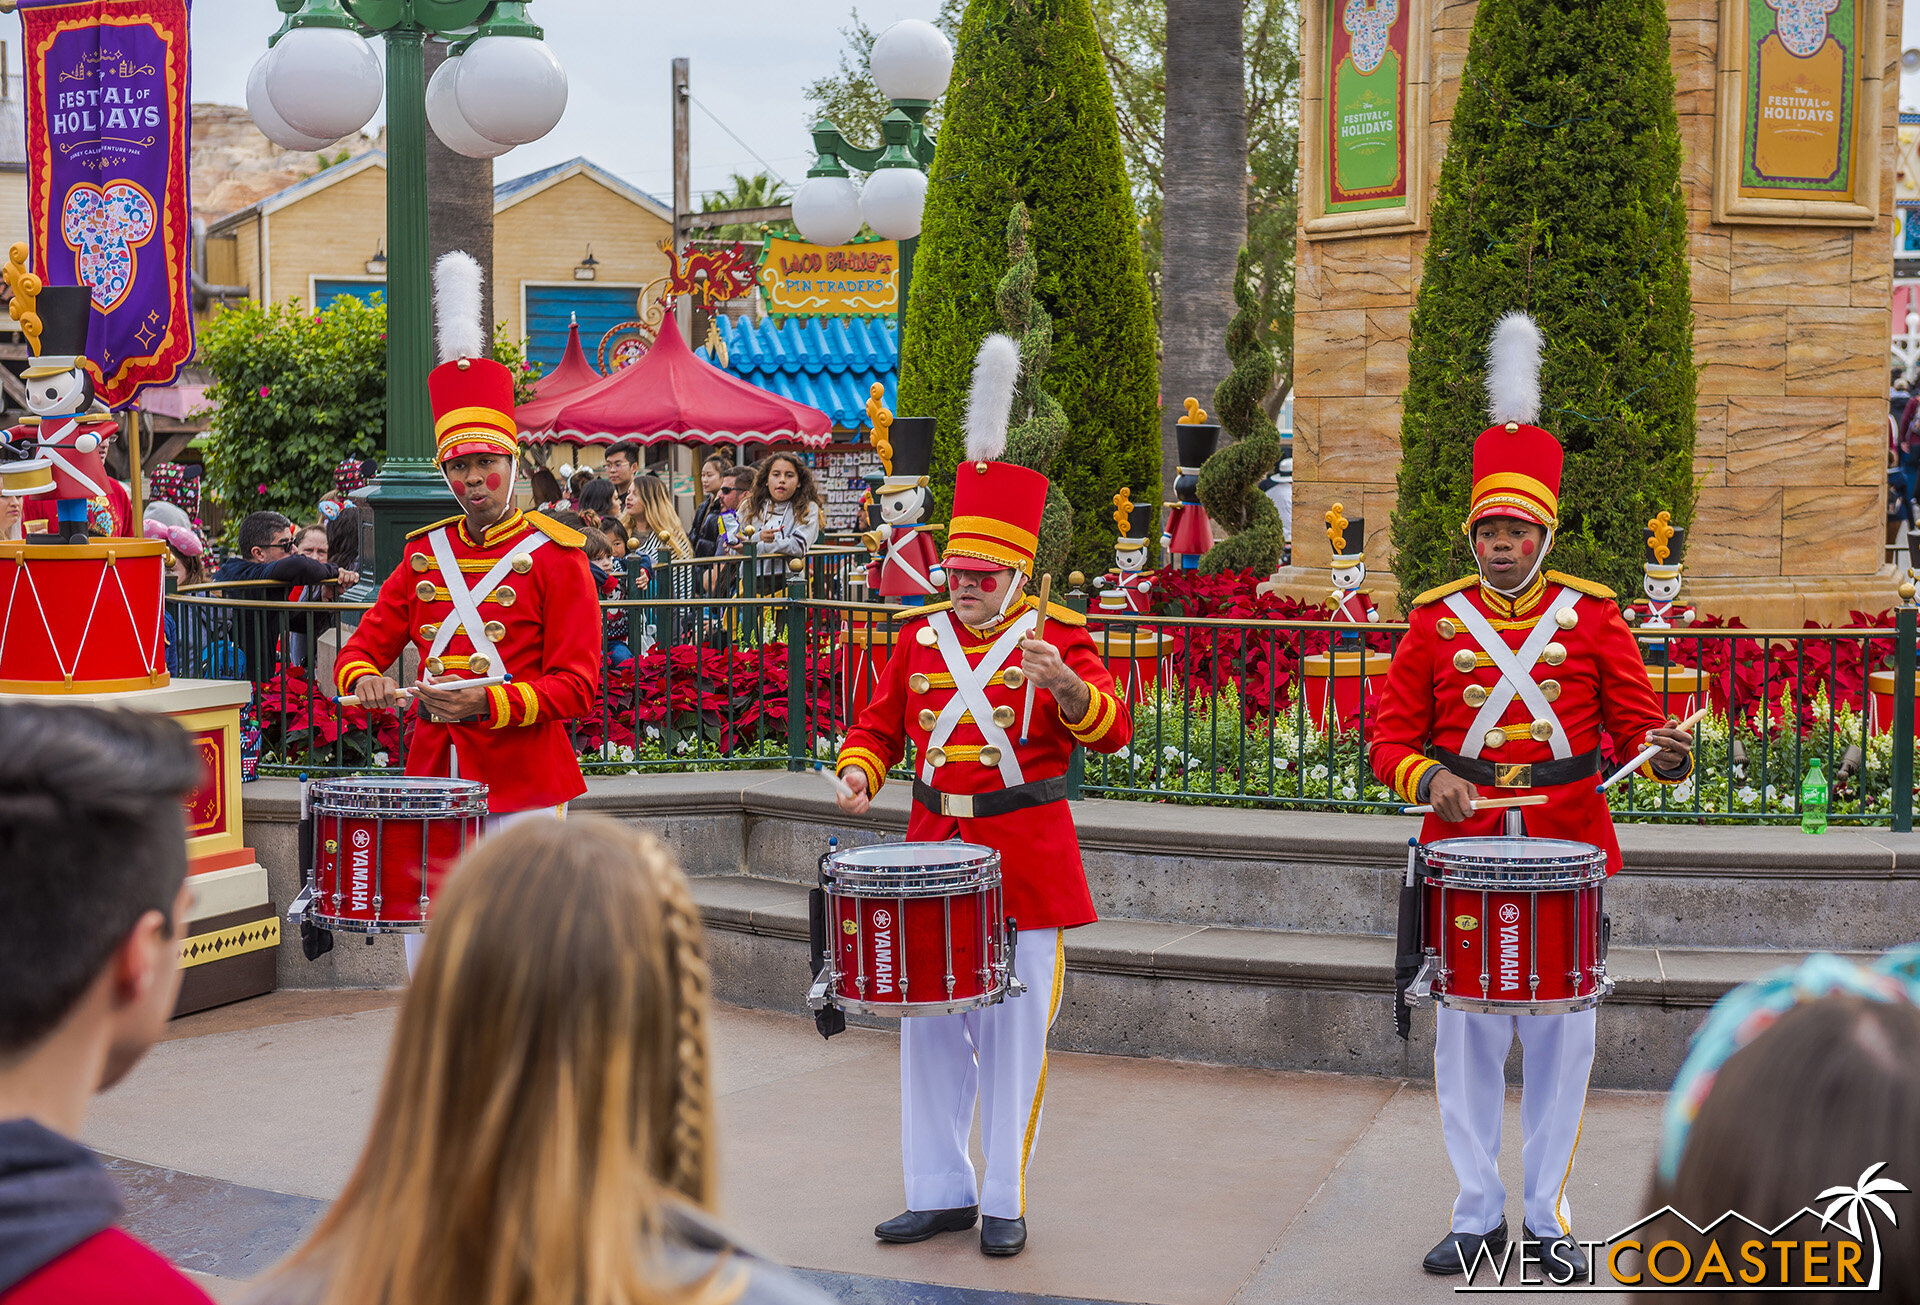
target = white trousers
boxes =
[1434,1005,1595,1237]
[899,927,1064,1220]
[403,805,562,977]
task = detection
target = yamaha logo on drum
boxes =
[1498,901,1522,992]
[1499,903,1521,925]
[349,827,373,914]
[870,908,895,995]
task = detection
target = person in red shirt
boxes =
[834,336,1131,1259]
[0,702,213,1305]
[334,253,601,976]
[1368,314,1693,1281]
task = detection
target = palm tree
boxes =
[1818,1161,1909,1289]
[1157,0,1246,502]
[424,39,496,328]
[700,172,794,242]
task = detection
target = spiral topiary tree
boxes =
[993,204,1074,580]
[1196,250,1285,576]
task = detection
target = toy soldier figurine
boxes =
[861,400,945,604]
[1623,511,1693,632]
[4,247,117,544]
[834,334,1132,1259]
[1094,489,1156,615]
[1367,314,1695,1281]
[1163,398,1217,569]
[1325,503,1378,647]
[333,253,602,976]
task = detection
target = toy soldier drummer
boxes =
[1324,503,1379,648]
[1367,313,1695,1281]
[1163,398,1217,569]
[861,403,945,605]
[1623,511,1694,644]
[1094,489,1156,614]
[833,335,1133,1259]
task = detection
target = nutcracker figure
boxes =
[1094,489,1156,615]
[1325,503,1378,647]
[1260,451,1294,563]
[1163,398,1217,569]
[1622,511,1693,633]
[5,247,115,544]
[861,398,945,603]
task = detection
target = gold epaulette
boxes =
[1410,575,1477,607]
[1546,571,1617,600]
[901,600,953,620]
[404,515,465,542]
[525,510,587,549]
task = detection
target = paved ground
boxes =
[84,990,1664,1303]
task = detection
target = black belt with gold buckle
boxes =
[1429,747,1602,790]
[912,775,1069,819]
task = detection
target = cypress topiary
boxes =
[995,203,1074,578]
[1391,0,1695,599]
[1197,249,1285,576]
[900,0,1160,580]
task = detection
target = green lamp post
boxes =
[249,0,567,586]
[789,19,951,358]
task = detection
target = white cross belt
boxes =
[1444,586,1577,761]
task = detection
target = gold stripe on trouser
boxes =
[1016,931,1068,1217]
[1555,1110,1584,1235]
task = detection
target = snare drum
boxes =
[808,841,1018,1017]
[303,777,489,933]
[1415,836,1612,1015]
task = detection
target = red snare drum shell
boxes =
[312,812,484,930]
[1418,837,1608,1015]
[833,890,990,1008]
[0,541,169,691]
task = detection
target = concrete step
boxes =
[689,874,1857,1092]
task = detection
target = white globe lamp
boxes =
[793,174,865,246]
[454,35,569,146]
[265,26,384,142]
[868,19,953,103]
[860,166,929,241]
[426,56,512,159]
[246,51,336,151]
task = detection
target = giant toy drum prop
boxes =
[299,777,488,933]
[1410,837,1612,1015]
[0,540,168,691]
[807,841,1019,1017]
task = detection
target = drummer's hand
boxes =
[1648,716,1695,771]
[415,681,487,723]
[351,675,402,712]
[1428,770,1479,823]
[1019,636,1090,721]
[837,766,870,816]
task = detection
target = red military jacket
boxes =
[1368,570,1690,874]
[335,509,601,814]
[836,594,1132,931]
[1331,588,1378,624]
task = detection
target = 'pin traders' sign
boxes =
[20,0,193,407]
[759,237,899,316]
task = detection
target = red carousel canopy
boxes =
[514,319,601,433]
[519,318,832,448]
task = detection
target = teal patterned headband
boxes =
[1660,944,1920,1184]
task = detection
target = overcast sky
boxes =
[0,0,937,203]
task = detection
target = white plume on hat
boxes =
[963,333,1021,463]
[1485,312,1542,427]
[434,250,486,364]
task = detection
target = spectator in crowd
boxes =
[293,523,328,564]
[528,465,564,511]
[603,441,641,499]
[578,478,620,535]
[738,453,822,584]
[244,816,832,1305]
[625,475,696,652]
[692,453,733,557]
[568,469,593,507]
[0,493,18,542]
[0,703,213,1305]
[703,466,754,598]
[1635,948,1920,1301]
[325,504,365,578]
[212,511,360,678]
[145,506,211,678]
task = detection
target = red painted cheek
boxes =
[1475,539,1490,558]
[485,473,503,490]
[1520,538,1536,557]
[979,576,998,593]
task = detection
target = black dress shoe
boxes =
[1525,1224,1589,1283]
[1423,1218,1508,1275]
[874,1206,978,1243]
[980,1215,1026,1256]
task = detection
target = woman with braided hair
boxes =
[244,816,830,1305]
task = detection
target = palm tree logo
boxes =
[1816,1162,1909,1290]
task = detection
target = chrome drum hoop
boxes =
[823,841,1001,899]
[832,987,1010,1018]
[1418,836,1606,891]
[1433,991,1602,1016]
[300,907,428,935]
[307,776,490,818]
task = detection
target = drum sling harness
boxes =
[425,526,548,680]
[1443,586,1579,761]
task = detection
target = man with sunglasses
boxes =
[832,339,1133,1259]
[210,510,360,676]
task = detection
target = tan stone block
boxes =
[1364,307,1411,397]
[1432,41,1468,122]
[1725,396,1846,485]
[1676,112,1714,207]
[1290,397,1320,484]
[1848,396,1889,486]
[1690,488,1783,577]
[1293,310,1368,399]
[1690,226,1730,303]
[1295,242,1325,314]
[1695,398,1727,458]
[1695,303,1787,396]
[1361,486,1399,568]
[1435,0,1478,32]
[1781,487,1880,576]
[1851,228,1892,308]
[1730,229,1853,305]
[1293,485,1372,569]
[1317,236,1412,309]
[1664,0,1718,24]
[1669,20,1715,98]
[1786,306,1885,396]
[1314,395,1404,485]
[1693,454,1728,488]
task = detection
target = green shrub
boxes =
[1198,250,1285,575]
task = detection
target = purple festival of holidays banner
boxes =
[20,0,193,408]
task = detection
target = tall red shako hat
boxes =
[946,333,1048,574]
[427,251,518,466]
[1466,312,1562,532]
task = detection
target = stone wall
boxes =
[1284,0,1902,625]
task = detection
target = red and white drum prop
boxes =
[1299,648,1384,733]
[838,622,898,727]
[0,540,168,691]
[1091,625,1173,706]
[1407,836,1613,1015]
[807,840,1021,1017]
[294,777,488,933]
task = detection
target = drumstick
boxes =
[334,674,511,708]
[1595,705,1710,794]
[1018,572,1053,745]
[1400,793,1549,816]
[814,762,855,800]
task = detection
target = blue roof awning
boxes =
[701,315,899,430]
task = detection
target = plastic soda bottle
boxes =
[1801,760,1828,835]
